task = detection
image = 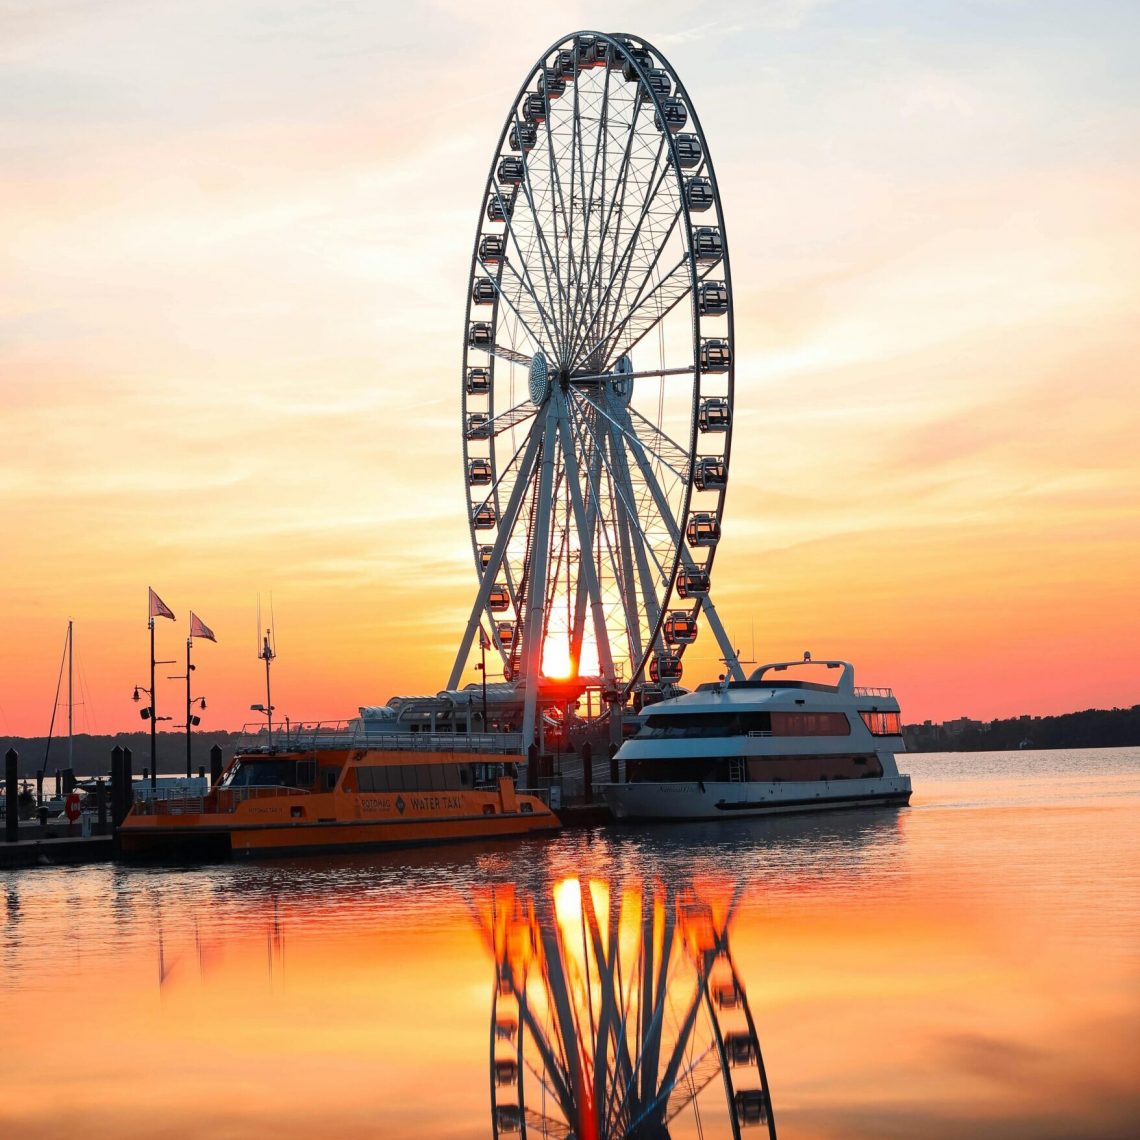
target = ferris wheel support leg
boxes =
[623,418,747,683]
[605,414,662,654]
[448,426,544,693]
[520,404,559,752]
[557,398,618,691]
[684,580,747,683]
[568,433,604,675]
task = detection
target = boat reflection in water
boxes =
[474,875,776,1139]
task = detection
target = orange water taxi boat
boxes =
[119,704,559,859]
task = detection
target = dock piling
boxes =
[4,749,17,843]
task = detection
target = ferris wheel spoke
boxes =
[574,91,643,369]
[478,259,552,353]
[494,219,563,354]
[618,258,725,363]
[589,139,677,368]
[488,343,534,368]
[572,250,687,369]
[478,397,539,437]
[571,121,672,369]
[575,390,688,482]
[569,60,613,364]
[508,144,568,357]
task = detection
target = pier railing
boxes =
[236,721,523,756]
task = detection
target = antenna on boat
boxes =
[255,593,277,743]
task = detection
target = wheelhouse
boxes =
[694,456,727,491]
[698,396,731,432]
[686,512,720,547]
[467,457,493,486]
[663,611,698,645]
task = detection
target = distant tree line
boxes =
[0,731,245,780]
[904,706,1140,752]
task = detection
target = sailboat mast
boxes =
[67,620,73,771]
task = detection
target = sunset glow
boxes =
[2,1,1138,739]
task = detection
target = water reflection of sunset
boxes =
[1,765,1137,1139]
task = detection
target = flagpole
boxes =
[185,633,193,780]
[149,615,157,790]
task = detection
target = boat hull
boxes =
[118,809,559,859]
[602,775,912,821]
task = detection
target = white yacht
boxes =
[604,656,911,820]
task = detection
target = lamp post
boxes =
[168,643,206,780]
[474,631,489,731]
[131,680,172,789]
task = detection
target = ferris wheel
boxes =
[449,31,745,742]
[482,876,778,1140]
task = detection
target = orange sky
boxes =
[2,1,1138,738]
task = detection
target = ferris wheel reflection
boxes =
[476,876,777,1140]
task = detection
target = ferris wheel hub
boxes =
[528,352,551,405]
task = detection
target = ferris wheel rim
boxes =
[460,30,735,699]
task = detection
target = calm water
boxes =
[2,748,1138,1139]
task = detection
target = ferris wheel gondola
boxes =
[450,30,745,746]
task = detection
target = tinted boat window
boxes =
[222,760,307,788]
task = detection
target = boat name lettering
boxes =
[360,797,393,811]
[410,795,464,811]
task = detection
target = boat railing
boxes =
[236,721,523,756]
[854,687,894,698]
[133,785,312,817]
[746,730,773,737]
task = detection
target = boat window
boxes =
[627,757,733,782]
[636,711,772,739]
[321,767,339,791]
[221,759,310,788]
[859,710,901,735]
[770,712,851,736]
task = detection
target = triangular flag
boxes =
[190,612,217,643]
[149,587,176,621]
[479,625,491,650]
